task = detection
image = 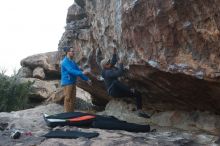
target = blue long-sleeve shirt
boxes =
[101,54,124,94]
[61,56,89,86]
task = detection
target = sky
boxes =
[0,0,74,75]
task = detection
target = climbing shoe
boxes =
[136,110,151,118]
[150,129,157,132]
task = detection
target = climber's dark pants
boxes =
[109,81,142,110]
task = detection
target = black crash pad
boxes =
[43,130,99,139]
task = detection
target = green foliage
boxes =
[0,71,33,112]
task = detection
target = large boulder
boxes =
[20,78,61,100]
[17,67,32,78]
[33,67,45,79]
[101,99,220,135]
[18,0,220,115]
[57,0,220,114]
[122,0,220,78]
[20,51,62,78]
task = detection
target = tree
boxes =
[0,70,33,112]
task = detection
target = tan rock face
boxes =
[20,78,60,100]
[121,0,220,113]
[17,67,32,78]
[18,51,63,102]
[20,51,62,75]
[33,67,45,79]
[57,0,220,114]
[122,0,220,78]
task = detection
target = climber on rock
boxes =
[100,47,151,118]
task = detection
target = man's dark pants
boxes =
[109,81,142,110]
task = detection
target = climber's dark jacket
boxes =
[101,54,124,94]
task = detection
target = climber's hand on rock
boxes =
[113,47,117,54]
[83,68,91,75]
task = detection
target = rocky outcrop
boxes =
[17,67,32,78]
[14,2,220,144]
[101,99,220,135]
[20,51,62,78]
[18,50,96,107]
[57,0,220,114]
[33,67,45,79]
[18,51,63,101]
[19,78,60,100]
[122,0,220,78]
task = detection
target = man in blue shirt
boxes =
[61,47,91,112]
